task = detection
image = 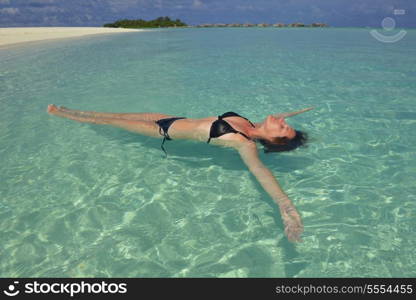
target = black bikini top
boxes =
[207,112,255,143]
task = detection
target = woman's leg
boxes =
[58,106,175,122]
[47,105,162,138]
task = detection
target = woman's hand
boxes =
[237,141,304,243]
[280,204,304,242]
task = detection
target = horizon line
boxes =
[1,25,415,29]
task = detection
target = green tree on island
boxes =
[104,17,187,28]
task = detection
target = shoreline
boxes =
[0,27,143,48]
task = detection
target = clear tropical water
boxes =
[0,28,415,277]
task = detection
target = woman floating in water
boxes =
[47,104,313,242]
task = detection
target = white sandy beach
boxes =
[0,27,143,47]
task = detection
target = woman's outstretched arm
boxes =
[253,107,314,127]
[237,142,303,242]
[273,107,314,119]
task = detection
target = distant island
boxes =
[103,17,327,29]
[191,22,328,28]
[104,17,187,28]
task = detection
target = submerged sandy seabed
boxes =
[0,27,143,47]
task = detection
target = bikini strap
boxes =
[158,126,171,140]
[160,136,168,157]
[237,131,250,140]
[157,123,170,157]
[220,111,255,127]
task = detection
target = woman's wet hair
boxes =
[257,130,308,153]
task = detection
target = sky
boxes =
[0,0,415,28]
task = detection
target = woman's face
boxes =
[264,115,296,140]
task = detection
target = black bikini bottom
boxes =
[155,117,186,156]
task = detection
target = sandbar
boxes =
[0,27,143,48]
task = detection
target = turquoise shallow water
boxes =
[0,28,415,277]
